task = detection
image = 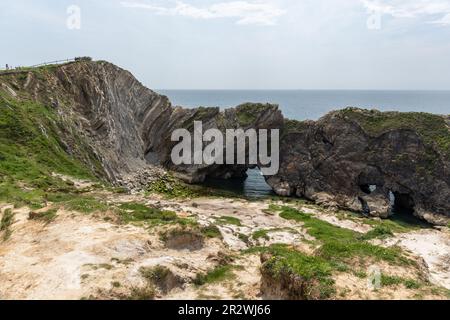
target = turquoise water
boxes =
[158,90,450,196]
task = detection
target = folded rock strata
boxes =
[1,60,448,225]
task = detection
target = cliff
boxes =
[0,60,448,225]
[269,109,450,225]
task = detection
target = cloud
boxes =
[361,0,450,25]
[430,12,450,25]
[121,0,286,26]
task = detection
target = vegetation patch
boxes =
[147,175,243,199]
[335,209,429,234]
[140,266,171,284]
[29,208,58,223]
[282,119,310,136]
[260,244,335,300]
[252,229,271,241]
[0,208,14,240]
[278,206,413,267]
[125,286,156,300]
[215,216,242,226]
[359,225,394,240]
[201,225,223,239]
[64,196,109,214]
[237,233,250,244]
[340,108,450,158]
[252,228,296,242]
[193,265,236,286]
[0,93,100,185]
[381,274,422,289]
[235,103,274,127]
[147,176,203,199]
[263,203,282,215]
[118,202,179,224]
[0,91,105,213]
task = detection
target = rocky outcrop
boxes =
[150,103,284,183]
[1,61,449,225]
[5,61,282,185]
[268,109,450,225]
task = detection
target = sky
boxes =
[1,0,450,90]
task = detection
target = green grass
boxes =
[119,202,177,222]
[64,196,109,214]
[252,229,271,241]
[359,225,394,240]
[147,176,199,198]
[235,103,276,127]
[278,206,413,267]
[0,91,105,210]
[29,208,58,223]
[200,225,223,239]
[353,270,367,279]
[0,208,14,240]
[182,107,220,130]
[365,215,428,233]
[0,182,46,209]
[282,119,310,135]
[261,244,336,300]
[237,233,250,244]
[215,216,242,226]
[252,228,293,241]
[193,265,236,286]
[0,93,98,182]
[335,209,429,235]
[381,274,422,289]
[263,203,282,215]
[117,202,198,227]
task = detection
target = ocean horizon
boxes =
[158,89,450,121]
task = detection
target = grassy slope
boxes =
[0,70,103,208]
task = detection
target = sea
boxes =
[157,90,450,197]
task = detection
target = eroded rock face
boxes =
[268,109,450,225]
[49,62,283,185]
[160,104,284,183]
[2,61,448,225]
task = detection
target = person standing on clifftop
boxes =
[5,64,9,70]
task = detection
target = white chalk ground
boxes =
[0,193,449,300]
[377,229,450,289]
